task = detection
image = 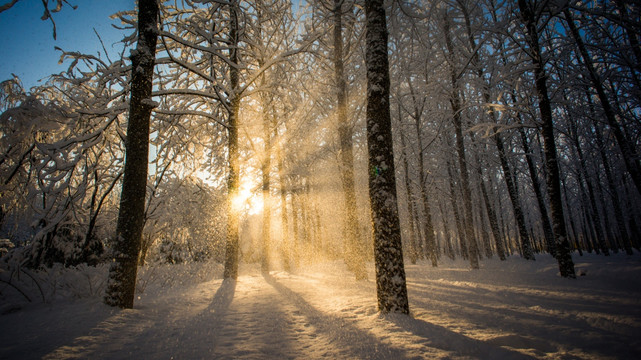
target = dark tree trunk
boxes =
[517,125,556,256]
[479,169,505,260]
[104,0,159,308]
[565,100,610,255]
[494,133,535,260]
[589,107,633,255]
[518,0,575,278]
[438,201,456,260]
[365,0,409,314]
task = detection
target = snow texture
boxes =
[2,253,641,359]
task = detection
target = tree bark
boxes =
[105,0,159,308]
[565,100,610,255]
[517,125,556,256]
[365,0,409,314]
[494,133,535,260]
[406,81,437,267]
[446,159,467,259]
[589,104,633,255]
[442,13,479,269]
[277,120,291,271]
[399,124,420,264]
[518,0,575,278]
[261,104,272,273]
[223,0,241,279]
[478,168,505,260]
[334,0,366,279]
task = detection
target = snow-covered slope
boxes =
[2,253,640,359]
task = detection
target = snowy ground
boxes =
[2,252,641,359]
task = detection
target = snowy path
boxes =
[2,254,641,359]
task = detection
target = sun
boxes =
[194,170,264,215]
[232,179,264,215]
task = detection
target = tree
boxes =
[222,0,242,280]
[517,0,575,278]
[105,0,159,308]
[441,9,480,268]
[365,0,409,314]
[333,0,367,279]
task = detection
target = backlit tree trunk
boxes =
[223,0,241,279]
[334,0,366,279]
[105,0,159,308]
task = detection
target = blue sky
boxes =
[1,0,307,91]
[0,0,133,90]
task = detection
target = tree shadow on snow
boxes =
[263,273,411,359]
[0,302,114,360]
[265,273,534,359]
[166,278,237,358]
[209,277,236,316]
[388,314,536,359]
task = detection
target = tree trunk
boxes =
[261,104,272,273]
[399,126,419,264]
[406,81,437,267]
[518,0,575,278]
[334,0,366,279]
[443,13,479,269]
[277,120,291,271]
[291,182,301,268]
[446,159,467,259]
[494,133,535,260]
[517,125,556,256]
[257,6,272,274]
[105,0,159,308]
[223,0,241,279]
[589,105,633,255]
[365,0,409,314]
[565,100,610,255]
[478,169,505,260]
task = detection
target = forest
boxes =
[2,0,641,358]
[1,0,641,313]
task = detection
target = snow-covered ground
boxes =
[2,252,641,359]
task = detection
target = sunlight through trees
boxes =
[2,0,641,311]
